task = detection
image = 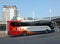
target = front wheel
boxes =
[22,32,27,36]
[45,30,48,33]
[45,29,49,33]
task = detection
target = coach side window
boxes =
[10,22,21,27]
[20,22,30,26]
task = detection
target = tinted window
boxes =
[10,22,21,27]
[10,21,55,29]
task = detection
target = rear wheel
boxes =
[22,32,27,36]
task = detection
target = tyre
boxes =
[45,30,48,33]
[45,29,49,33]
[22,32,27,36]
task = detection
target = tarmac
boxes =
[0,31,60,37]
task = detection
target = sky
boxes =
[0,0,60,20]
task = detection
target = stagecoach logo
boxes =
[17,27,21,31]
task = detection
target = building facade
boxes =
[2,6,18,24]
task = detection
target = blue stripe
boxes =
[31,30,55,33]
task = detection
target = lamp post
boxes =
[5,14,7,34]
[33,11,34,21]
[49,8,51,21]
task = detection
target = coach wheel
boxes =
[45,29,48,33]
[22,32,27,36]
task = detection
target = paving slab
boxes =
[0,31,7,37]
